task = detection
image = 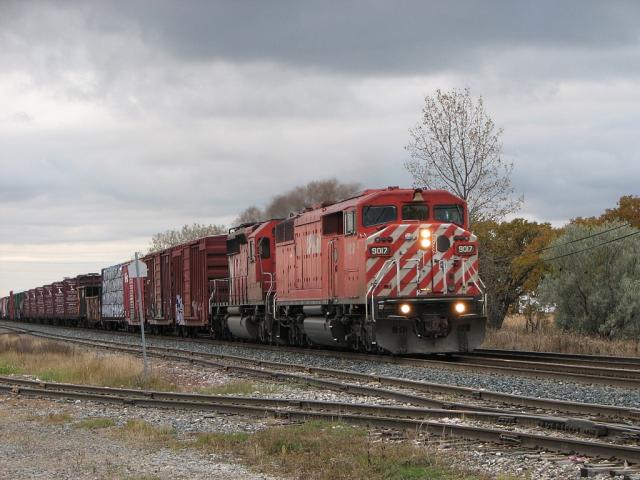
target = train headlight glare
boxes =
[399,303,411,315]
[454,302,466,314]
[419,229,431,239]
[419,238,431,249]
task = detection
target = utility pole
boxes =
[133,252,148,381]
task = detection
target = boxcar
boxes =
[143,235,228,332]
[101,264,125,327]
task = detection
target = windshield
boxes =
[402,204,428,221]
[433,205,464,226]
[362,205,397,227]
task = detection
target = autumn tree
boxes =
[405,88,521,224]
[474,219,556,328]
[600,195,640,227]
[149,223,226,252]
[234,178,360,225]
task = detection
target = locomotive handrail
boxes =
[402,258,421,294]
[365,257,398,322]
[272,292,278,320]
[475,276,488,315]
[262,272,275,315]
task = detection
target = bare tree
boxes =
[405,88,520,223]
[264,178,360,218]
[149,222,226,252]
[234,206,263,226]
[237,178,360,221]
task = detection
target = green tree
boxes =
[539,222,640,340]
[474,219,556,328]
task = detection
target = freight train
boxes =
[0,187,487,354]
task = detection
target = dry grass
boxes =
[0,334,174,389]
[75,417,117,430]
[113,419,497,479]
[483,315,640,356]
[45,412,73,424]
[193,421,492,480]
[117,420,177,447]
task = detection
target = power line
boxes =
[534,222,629,254]
[543,229,640,262]
[493,222,631,263]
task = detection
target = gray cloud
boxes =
[1,0,640,293]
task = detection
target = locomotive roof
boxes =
[291,187,465,223]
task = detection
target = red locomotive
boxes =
[1,187,486,354]
[211,187,486,353]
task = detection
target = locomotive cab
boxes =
[359,189,486,353]
[211,220,280,342]
[270,186,486,354]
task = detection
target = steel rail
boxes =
[448,355,640,380]
[4,325,640,423]
[1,376,638,438]
[2,379,640,464]
[4,320,640,387]
[472,348,640,368]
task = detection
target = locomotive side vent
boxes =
[275,219,295,243]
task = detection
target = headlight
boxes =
[399,303,411,315]
[419,238,431,249]
[419,229,431,239]
[454,302,466,314]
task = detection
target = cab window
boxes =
[362,205,397,227]
[402,204,428,221]
[344,210,356,235]
[434,205,464,226]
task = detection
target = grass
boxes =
[0,334,174,389]
[192,421,490,480]
[116,419,177,447]
[75,417,117,430]
[0,334,298,396]
[483,314,640,356]
[112,420,494,479]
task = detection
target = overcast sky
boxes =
[2,0,640,294]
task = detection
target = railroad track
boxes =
[4,320,640,389]
[2,375,640,465]
[3,324,640,423]
[473,348,640,368]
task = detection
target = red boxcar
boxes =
[143,249,172,326]
[23,290,34,318]
[75,273,102,325]
[144,235,228,330]
[35,287,45,319]
[53,281,65,319]
[43,284,55,319]
[123,264,144,326]
[8,291,14,319]
[0,296,7,318]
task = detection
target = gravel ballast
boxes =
[3,321,640,410]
